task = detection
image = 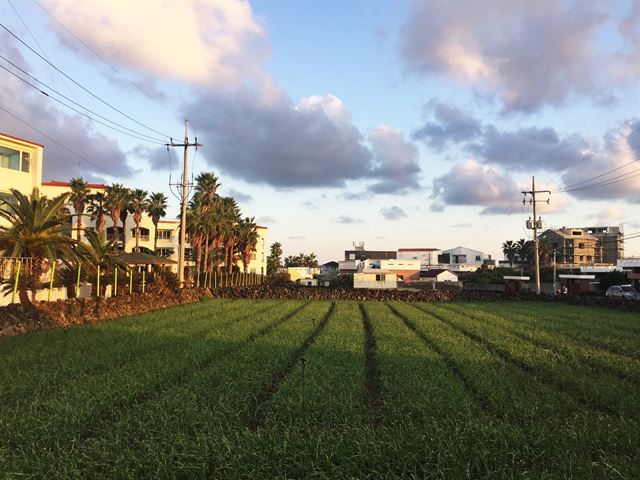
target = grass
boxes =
[0,298,638,479]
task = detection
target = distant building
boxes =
[366,258,421,282]
[354,269,397,289]
[397,248,440,269]
[582,226,624,263]
[420,268,458,283]
[539,228,599,265]
[344,249,396,261]
[320,261,339,275]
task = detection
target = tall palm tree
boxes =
[129,189,149,252]
[88,192,108,240]
[238,217,258,273]
[105,183,128,249]
[194,173,220,273]
[186,196,207,277]
[502,240,518,268]
[147,192,168,252]
[69,177,90,242]
[0,188,78,303]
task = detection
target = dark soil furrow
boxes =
[359,303,383,427]
[248,302,335,430]
[76,302,310,442]
[440,305,640,385]
[386,303,496,417]
[413,304,618,416]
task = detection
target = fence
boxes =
[0,256,265,306]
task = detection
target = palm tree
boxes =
[147,192,168,252]
[88,192,108,240]
[69,177,90,242]
[105,183,128,249]
[194,173,220,273]
[79,230,129,296]
[238,217,258,273]
[502,240,518,268]
[0,188,78,303]
[537,237,553,266]
[186,196,207,278]
[129,189,149,252]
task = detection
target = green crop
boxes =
[0,299,638,479]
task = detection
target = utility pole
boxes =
[167,120,202,287]
[522,176,551,295]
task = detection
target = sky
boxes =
[0,0,638,263]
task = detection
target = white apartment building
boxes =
[1,132,268,276]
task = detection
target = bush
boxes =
[264,272,291,287]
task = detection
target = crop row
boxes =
[38,301,334,478]
[0,300,279,406]
[486,301,640,357]
[441,303,640,383]
[417,303,640,417]
[0,300,309,473]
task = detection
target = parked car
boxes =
[605,285,639,300]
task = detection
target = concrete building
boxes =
[582,226,624,264]
[539,228,599,265]
[420,268,458,283]
[0,133,43,223]
[354,269,397,289]
[397,248,441,269]
[366,258,421,282]
[438,246,484,266]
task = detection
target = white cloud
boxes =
[44,0,267,87]
[380,206,407,220]
[400,1,637,112]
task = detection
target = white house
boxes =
[366,259,421,282]
[354,269,397,289]
[437,246,491,272]
[420,268,458,283]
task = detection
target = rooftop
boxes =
[42,180,107,189]
[1,132,44,148]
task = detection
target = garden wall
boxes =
[1,285,637,339]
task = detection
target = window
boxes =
[131,227,150,241]
[156,229,172,241]
[21,152,30,172]
[475,256,481,261]
[0,146,31,172]
[155,248,174,258]
[0,146,20,171]
[578,243,585,249]
[375,274,384,282]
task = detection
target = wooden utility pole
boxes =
[167,120,202,287]
[522,176,551,295]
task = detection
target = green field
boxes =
[1,299,638,479]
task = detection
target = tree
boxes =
[129,189,149,252]
[147,192,168,252]
[69,177,90,242]
[502,240,518,268]
[0,188,78,303]
[284,252,318,268]
[537,237,553,266]
[238,217,259,273]
[267,242,283,275]
[194,173,220,273]
[88,192,108,240]
[79,230,129,295]
[105,183,128,249]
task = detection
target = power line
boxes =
[0,103,117,177]
[0,60,167,144]
[0,22,172,140]
[31,0,182,122]
[559,159,639,192]
[560,170,640,194]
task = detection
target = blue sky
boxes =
[1,0,638,262]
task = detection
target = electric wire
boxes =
[0,61,166,144]
[560,170,640,194]
[0,22,172,140]
[31,0,183,122]
[559,159,639,192]
[0,103,117,177]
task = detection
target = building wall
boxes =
[354,272,397,289]
[368,259,421,282]
[439,246,484,265]
[246,227,268,275]
[0,134,43,228]
[397,249,441,268]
